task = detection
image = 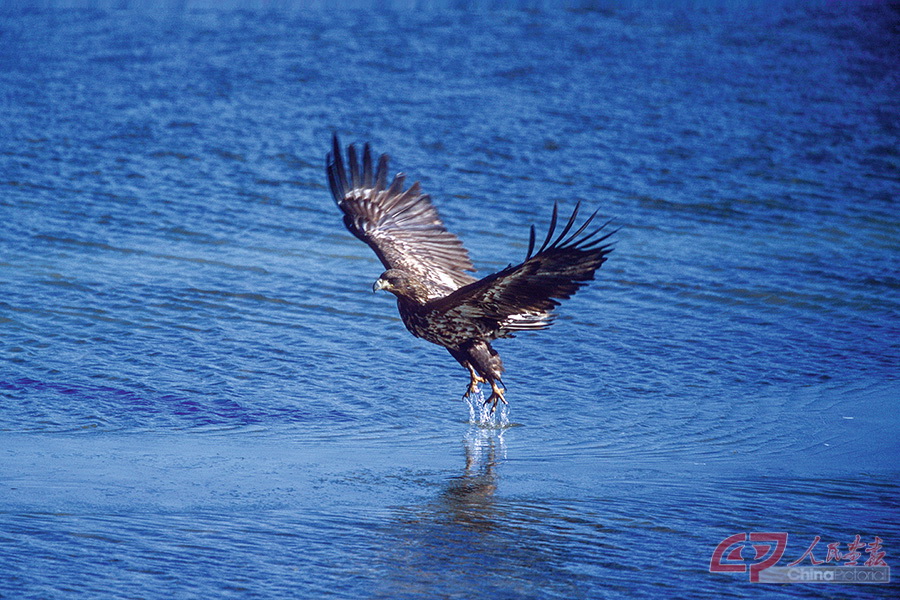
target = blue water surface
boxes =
[1,2,898,599]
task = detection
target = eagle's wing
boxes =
[327,135,476,295]
[430,202,615,334]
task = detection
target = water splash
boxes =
[464,419,507,466]
[464,386,510,429]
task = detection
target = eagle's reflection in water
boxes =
[439,427,506,531]
[376,429,590,597]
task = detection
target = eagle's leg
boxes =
[463,363,487,399]
[484,379,508,414]
[450,343,504,409]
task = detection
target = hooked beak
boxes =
[373,278,388,293]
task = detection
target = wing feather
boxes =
[327,135,476,295]
[431,202,615,335]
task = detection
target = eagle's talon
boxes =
[483,381,508,414]
[462,382,481,400]
[463,364,487,399]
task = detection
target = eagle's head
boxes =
[373,269,430,303]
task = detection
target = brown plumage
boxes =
[326,135,615,412]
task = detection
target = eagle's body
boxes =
[326,135,614,411]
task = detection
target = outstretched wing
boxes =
[430,202,615,335]
[326,135,476,295]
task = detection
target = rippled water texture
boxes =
[1,3,898,599]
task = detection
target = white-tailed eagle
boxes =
[327,135,614,412]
